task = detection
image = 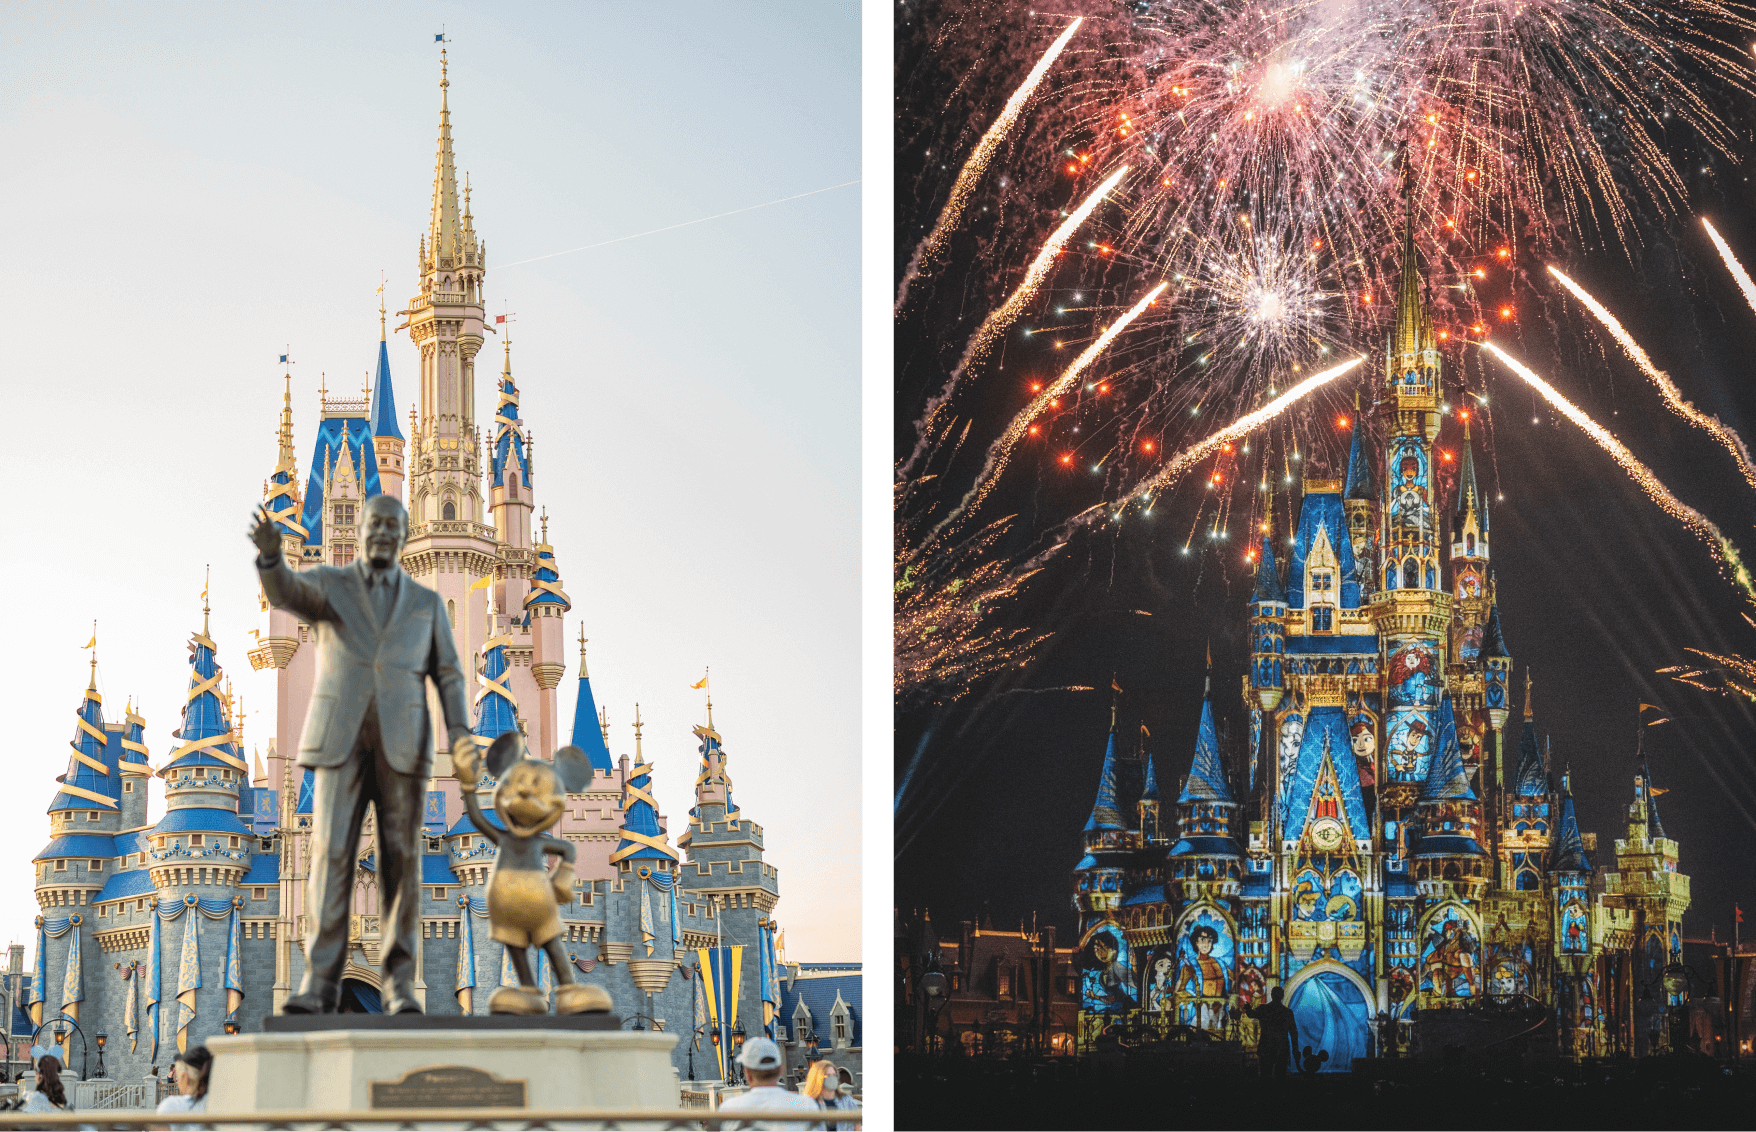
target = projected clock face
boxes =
[1310,817,1346,852]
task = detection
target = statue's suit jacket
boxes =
[259,555,470,773]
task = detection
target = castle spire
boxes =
[427,44,461,271]
[1388,173,1434,364]
[567,627,613,775]
[369,286,403,443]
[1343,389,1375,501]
[1178,690,1232,804]
[610,705,679,865]
[1551,775,1592,873]
[49,639,119,814]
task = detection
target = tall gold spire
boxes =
[1388,175,1435,365]
[577,623,589,679]
[427,44,462,273]
[633,703,644,760]
[1524,667,1535,721]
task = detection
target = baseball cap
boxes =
[736,1036,783,1071]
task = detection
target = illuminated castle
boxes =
[1071,209,1691,1067]
[29,48,787,1082]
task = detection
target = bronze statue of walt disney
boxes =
[456,731,612,1014]
[251,494,474,1014]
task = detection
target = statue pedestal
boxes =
[205,1016,680,1114]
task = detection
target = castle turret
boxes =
[1169,686,1241,902]
[152,592,254,897]
[1413,694,1487,903]
[117,699,152,830]
[524,511,571,741]
[1501,673,1553,893]
[567,630,614,777]
[1073,707,1128,917]
[400,45,501,764]
[37,654,122,913]
[1138,746,1161,847]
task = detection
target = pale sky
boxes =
[0,3,860,959]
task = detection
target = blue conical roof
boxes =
[1083,729,1125,832]
[1552,784,1592,873]
[49,668,120,813]
[1140,753,1160,803]
[524,544,570,609]
[1421,695,1477,802]
[162,625,246,776]
[1483,602,1510,658]
[472,637,519,742]
[1454,424,1486,530]
[1252,534,1284,603]
[1513,718,1546,796]
[1178,696,1232,803]
[1344,410,1375,501]
[568,657,614,775]
[489,352,528,489]
[369,336,403,440]
[610,740,679,863]
[299,416,382,544]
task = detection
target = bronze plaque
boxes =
[369,1065,527,1109]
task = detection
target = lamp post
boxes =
[731,1021,747,1084]
[919,968,948,1056]
[93,1032,106,1080]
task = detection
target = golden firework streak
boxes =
[1704,219,1756,321]
[895,17,1085,315]
[1117,356,1366,508]
[1549,266,1756,493]
[1482,340,1756,607]
[901,167,1132,478]
[922,282,1170,547]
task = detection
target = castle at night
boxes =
[1072,214,1691,1068]
[27,50,793,1084]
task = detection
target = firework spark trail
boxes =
[894,16,1084,315]
[1549,266,1756,493]
[1704,219,1756,319]
[1117,356,1366,507]
[933,282,1172,534]
[899,166,1131,481]
[1482,340,1756,607]
[1011,355,1367,570]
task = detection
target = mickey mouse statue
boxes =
[454,731,612,1015]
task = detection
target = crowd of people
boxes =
[1,1036,856,1130]
[718,1037,862,1130]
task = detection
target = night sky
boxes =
[895,2,1756,949]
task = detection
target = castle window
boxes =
[447,600,456,628]
[190,835,204,847]
[508,473,519,500]
[442,501,457,521]
[98,905,107,918]
[229,837,240,849]
[136,899,145,912]
[1403,559,1418,589]
[1311,606,1334,633]
[253,888,267,901]
[124,781,134,793]
[86,812,100,821]
[89,860,103,871]
[54,861,65,872]
[334,544,356,566]
[334,503,355,527]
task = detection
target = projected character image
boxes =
[1079,924,1135,1014]
[1174,911,1234,1032]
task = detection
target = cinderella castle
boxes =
[27,49,787,1084]
[1072,213,1693,1068]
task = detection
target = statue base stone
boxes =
[206,1017,680,1115]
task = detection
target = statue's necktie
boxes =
[371,572,395,626]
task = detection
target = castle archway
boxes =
[1283,961,1374,1072]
